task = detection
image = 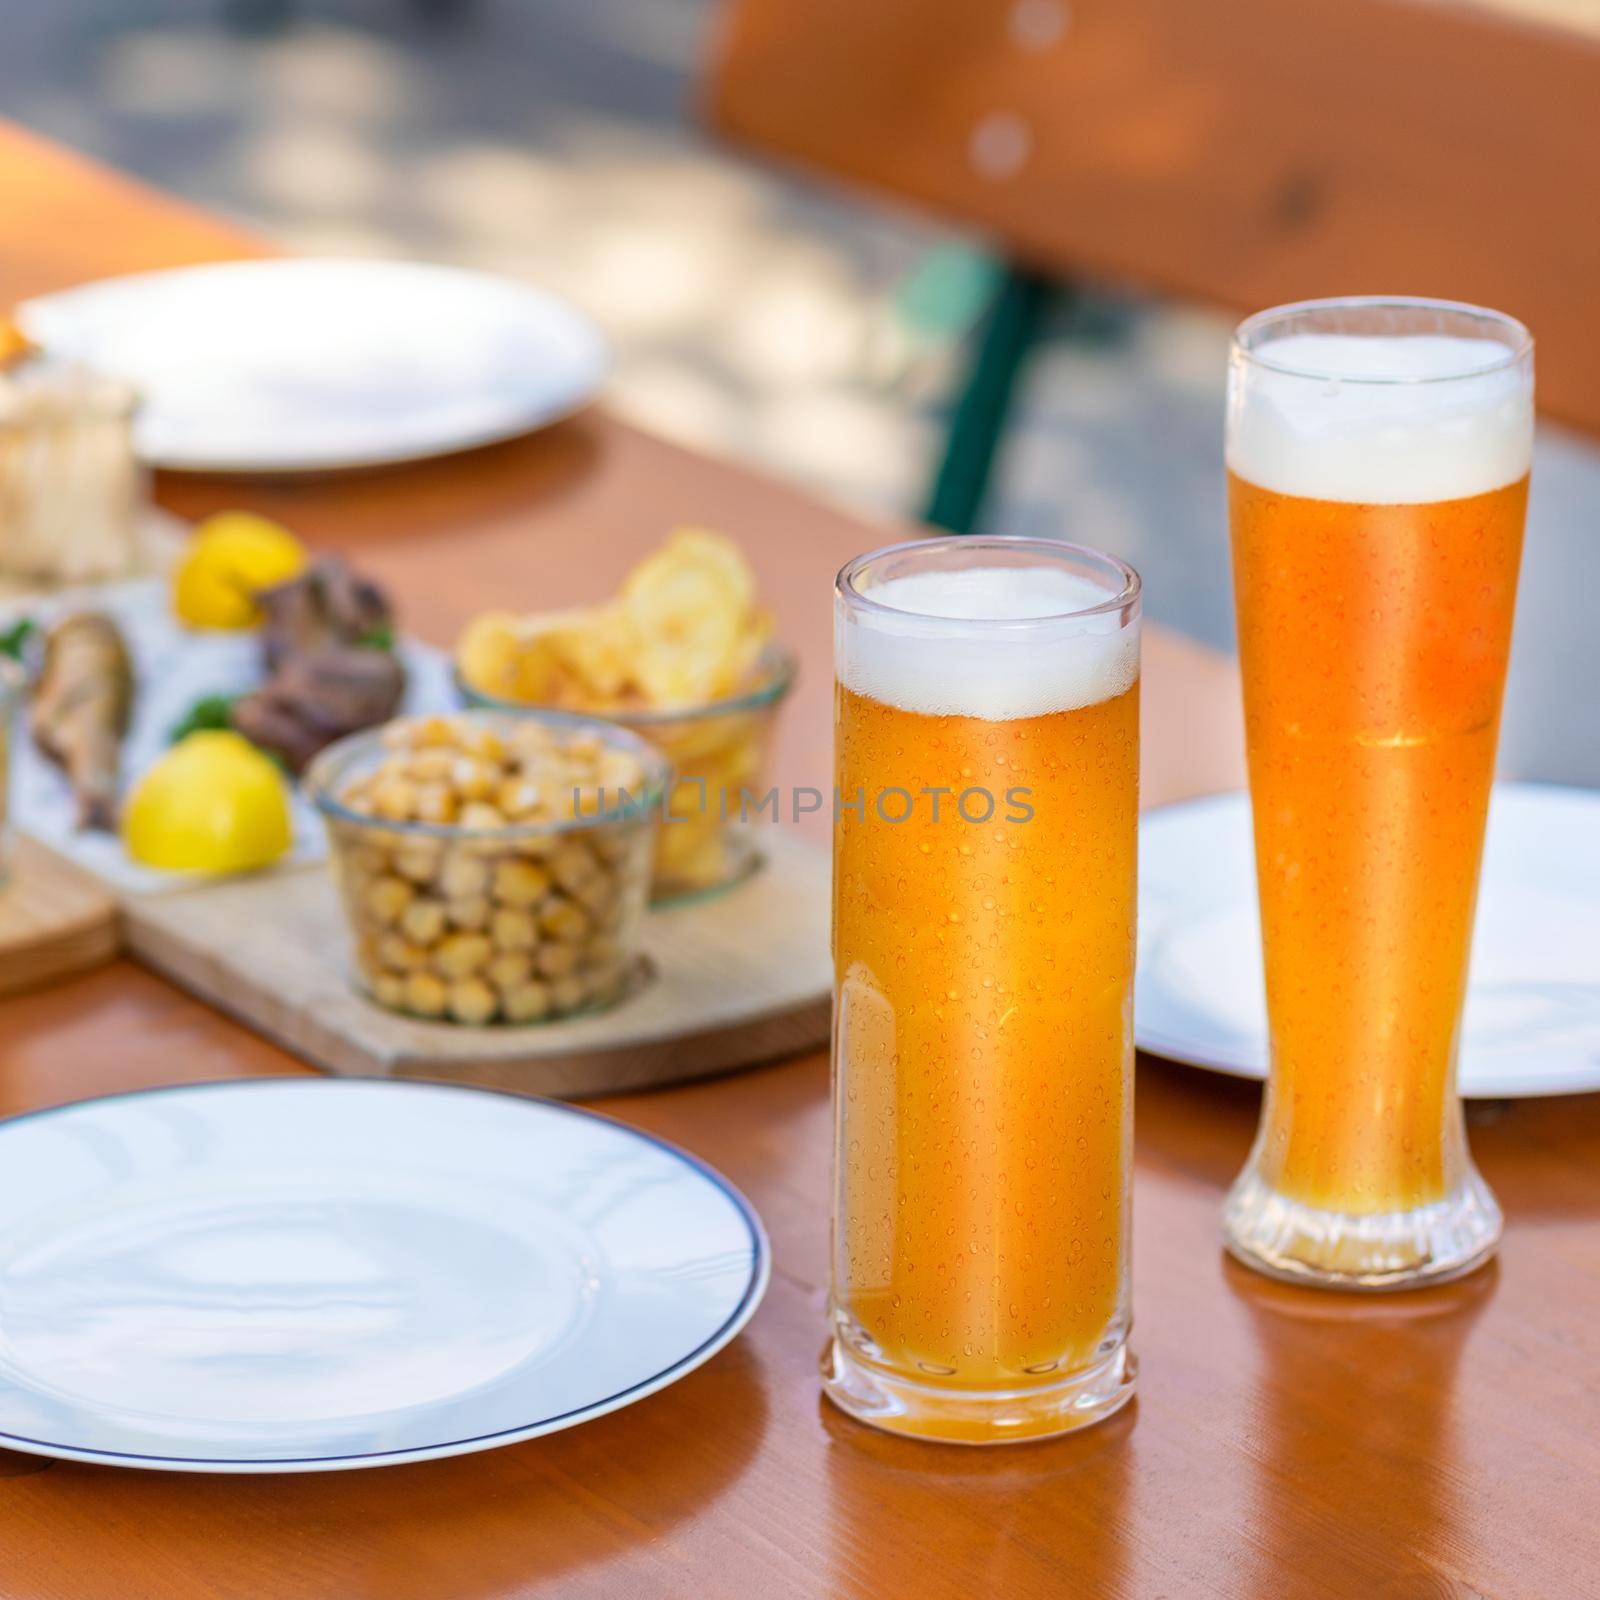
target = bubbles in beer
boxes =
[831,655,1136,1388]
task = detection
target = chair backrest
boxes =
[706,0,1600,434]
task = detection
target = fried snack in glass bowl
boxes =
[307,712,668,1024]
[454,530,795,903]
[463,644,793,903]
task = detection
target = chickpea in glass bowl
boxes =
[306,712,669,1025]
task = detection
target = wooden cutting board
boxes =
[0,835,119,996]
[4,540,832,1094]
[121,828,832,1099]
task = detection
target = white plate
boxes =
[0,1080,766,1472]
[16,259,608,473]
[1137,783,1600,1098]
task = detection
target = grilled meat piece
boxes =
[231,559,405,773]
[232,647,404,774]
[258,559,391,673]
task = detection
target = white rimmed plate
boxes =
[1137,783,1600,1098]
[0,1079,766,1472]
[16,259,607,473]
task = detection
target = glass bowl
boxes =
[459,643,796,905]
[306,711,670,1026]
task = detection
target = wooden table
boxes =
[1,122,1596,1600]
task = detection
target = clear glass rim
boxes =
[836,535,1141,630]
[305,709,672,840]
[1233,296,1534,385]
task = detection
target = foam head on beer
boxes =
[1227,332,1534,504]
[837,565,1138,722]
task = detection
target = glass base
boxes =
[820,1334,1135,1445]
[1222,1164,1503,1291]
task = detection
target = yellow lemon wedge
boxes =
[123,731,293,874]
[172,512,307,629]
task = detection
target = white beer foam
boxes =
[838,566,1138,720]
[1228,334,1533,504]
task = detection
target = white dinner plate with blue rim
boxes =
[0,1079,766,1472]
[1137,783,1600,1098]
[16,258,608,473]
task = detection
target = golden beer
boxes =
[1223,299,1534,1289]
[823,537,1141,1442]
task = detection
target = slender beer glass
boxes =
[1223,297,1533,1289]
[824,536,1141,1442]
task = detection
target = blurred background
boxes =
[6,0,1597,781]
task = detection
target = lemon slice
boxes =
[123,731,293,874]
[172,512,307,630]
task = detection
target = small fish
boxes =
[32,612,133,831]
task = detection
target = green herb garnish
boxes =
[170,692,239,743]
[0,617,36,662]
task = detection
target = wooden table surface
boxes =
[1,121,1597,1600]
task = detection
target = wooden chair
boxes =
[705,0,1600,530]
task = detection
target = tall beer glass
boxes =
[1224,298,1533,1289]
[824,536,1141,1441]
